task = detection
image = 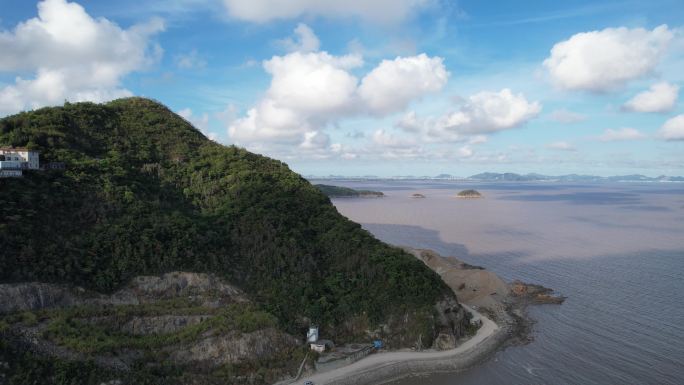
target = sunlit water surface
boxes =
[320,180,684,385]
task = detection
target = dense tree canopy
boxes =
[0,98,452,332]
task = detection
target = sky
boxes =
[1,0,684,177]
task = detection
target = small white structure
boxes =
[0,147,40,177]
[310,343,326,353]
[307,326,319,343]
[310,339,334,353]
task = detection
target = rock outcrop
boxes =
[432,297,469,350]
[0,272,248,315]
[0,272,301,383]
[0,283,84,314]
[171,327,300,366]
[510,280,566,304]
[121,315,211,335]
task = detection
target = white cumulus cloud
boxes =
[228,24,449,156]
[598,128,646,142]
[229,51,362,145]
[0,0,164,116]
[543,25,673,92]
[276,23,320,53]
[264,51,362,115]
[398,89,541,142]
[659,114,684,140]
[623,82,679,113]
[358,54,449,115]
[222,0,432,23]
[300,130,330,150]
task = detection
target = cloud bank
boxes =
[222,0,432,23]
[228,24,449,155]
[0,0,164,116]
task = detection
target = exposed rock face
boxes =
[510,280,565,304]
[0,272,248,315]
[356,295,469,351]
[0,272,301,382]
[0,283,83,314]
[122,315,211,335]
[433,333,457,350]
[171,328,300,366]
[432,297,469,350]
[127,272,248,303]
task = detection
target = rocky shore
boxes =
[295,248,565,385]
[296,305,507,385]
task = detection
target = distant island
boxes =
[456,189,483,198]
[315,184,384,198]
[411,193,426,198]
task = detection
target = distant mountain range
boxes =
[308,172,684,182]
[467,172,684,182]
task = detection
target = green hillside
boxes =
[0,98,452,334]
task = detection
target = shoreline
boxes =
[292,247,560,385]
[296,305,515,385]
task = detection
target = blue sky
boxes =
[1,0,683,177]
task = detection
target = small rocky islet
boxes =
[456,189,483,198]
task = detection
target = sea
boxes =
[316,179,684,385]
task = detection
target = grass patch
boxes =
[464,321,480,337]
[33,303,277,354]
[3,311,39,326]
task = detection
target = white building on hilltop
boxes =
[0,147,40,177]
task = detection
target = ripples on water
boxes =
[321,180,684,385]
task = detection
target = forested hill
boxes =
[0,97,453,332]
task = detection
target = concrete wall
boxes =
[26,151,39,170]
[0,161,23,169]
[315,347,374,373]
[0,169,23,177]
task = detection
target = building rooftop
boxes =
[0,147,36,152]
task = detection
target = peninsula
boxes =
[293,248,565,385]
[0,98,467,384]
[315,184,384,198]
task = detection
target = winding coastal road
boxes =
[297,305,500,385]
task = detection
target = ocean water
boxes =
[319,180,684,385]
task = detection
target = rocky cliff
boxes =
[0,272,302,384]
